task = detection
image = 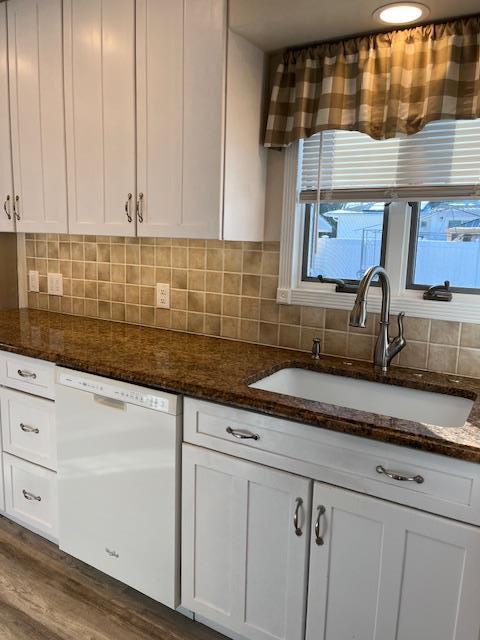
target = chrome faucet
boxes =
[349,265,406,372]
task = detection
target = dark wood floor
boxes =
[0,515,226,640]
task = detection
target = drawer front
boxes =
[0,388,56,470]
[184,398,480,525]
[3,453,58,540]
[0,351,55,399]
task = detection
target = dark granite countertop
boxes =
[0,309,479,463]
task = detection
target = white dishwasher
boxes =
[56,367,181,607]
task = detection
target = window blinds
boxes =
[299,120,480,203]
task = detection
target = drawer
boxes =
[0,351,55,399]
[3,453,58,540]
[0,388,56,471]
[184,398,480,525]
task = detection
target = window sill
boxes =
[277,283,480,323]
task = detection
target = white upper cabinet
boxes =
[0,0,266,239]
[0,3,14,233]
[7,0,68,233]
[136,0,228,239]
[224,31,267,241]
[135,0,184,237]
[63,0,136,236]
[306,482,480,640]
[182,0,226,239]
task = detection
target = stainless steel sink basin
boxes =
[249,368,473,428]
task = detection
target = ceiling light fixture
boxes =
[373,2,429,25]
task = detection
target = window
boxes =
[407,201,480,293]
[278,119,480,322]
[302,202,388,283]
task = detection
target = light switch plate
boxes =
[47,273,63,296]
[156,283,170,309]
[28,270,39,293]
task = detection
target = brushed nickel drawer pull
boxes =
[376,465,424,484]
[125,193,133,222]
[3,195,11,220]
[293,497,304,536]
[17,369,37,379]
[13,194,20,220]
[314,505,326,546]
[226,426,259,441]
[20,423,40,434]
[22,489,41,502]
[136,192,144,223]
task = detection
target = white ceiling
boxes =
[229,0,479,52]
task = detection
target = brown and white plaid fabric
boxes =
[264,16,480,147]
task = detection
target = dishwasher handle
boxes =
[93,394,126,411]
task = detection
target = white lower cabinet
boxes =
[306,483,480,640]
[0,350,58,542]
[3,453,58,541]
[182,442,480,640]
[0,452,4,512]
[181,444,311,640]
[0,388,56,471]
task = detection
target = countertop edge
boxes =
[1,340,479,464]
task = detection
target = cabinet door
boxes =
[306,482,480,640]
[64,0,136,236]
[0,3,14,232]
[182,444,311,640]
[0,438,4,512]
[7,0,67,233]
[136,0,225,239]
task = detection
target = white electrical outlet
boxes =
[28,270,39,293]
[47,273,63,296]
[156,283,170,309]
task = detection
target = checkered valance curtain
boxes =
[264,16,480,148]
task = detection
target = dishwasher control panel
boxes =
[58,372,173,413]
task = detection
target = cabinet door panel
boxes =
[64,0,136,236]
[182,444,311,640]
[135,0,183,238]
[8,0,67,233]
[182,0,225,238]
[193,463,241,616]
[136,0,226,239]
[0,3,13,232]
[307,483,480,640]
[311,501,386,640]
[396,532,466,640]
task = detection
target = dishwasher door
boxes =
[56,370,181,607]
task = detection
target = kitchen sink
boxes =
[249,367,473,428]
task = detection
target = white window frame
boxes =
[277,142,480,324]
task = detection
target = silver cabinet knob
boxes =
[226,426,259,441]
[13,194,20,220]
[23,489,41,502]
[17,369,37,379]
[3,195,11,220]
[125,193,133,222]
[314,505,326,545]
[137,192,144,223]
[293,497,304,536]
[20,423,40,434]
[376,465,424,484]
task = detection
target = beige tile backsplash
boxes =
[23,234,480,379]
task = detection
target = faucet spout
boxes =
[349,265,406,371]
